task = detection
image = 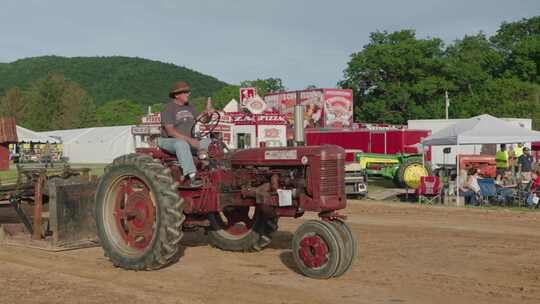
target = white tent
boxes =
[40,126,135,163]
[16,126,60,143]
[421,114,540,204]
[409,117,532,166]
[223,99,239,112]
[422,114,540,146]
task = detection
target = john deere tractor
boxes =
[354,152,431,189]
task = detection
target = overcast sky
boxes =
[1,0,538,89]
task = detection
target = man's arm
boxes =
[164,124,200,148]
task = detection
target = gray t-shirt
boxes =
[160,102,199,138]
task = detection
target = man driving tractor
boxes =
[158,81,212,187]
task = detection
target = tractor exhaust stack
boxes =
[294,92,305,146]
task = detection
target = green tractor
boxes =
[354,152,432,189]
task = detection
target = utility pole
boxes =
[445,90,449,120]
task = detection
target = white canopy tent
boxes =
[421,114,540,204]
[16,126,60,143]
[40,126,136,163]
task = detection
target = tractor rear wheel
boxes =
[95,154,184,270]
[207,206,278,252]
[396,157,432,189]
[292,220,344,279]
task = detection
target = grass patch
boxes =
[0,162,107,184]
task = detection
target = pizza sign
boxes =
[264,128,280,138]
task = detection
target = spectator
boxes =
[460,168,480,206]
[530,170,540,191]
[495,144,509,176]
[513,143,524,158]
[518,147,534,181]
[495,170,517,205]
[526,170,540,208]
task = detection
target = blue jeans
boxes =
[157,137,211,176]
[497,188,514,204]
[461,190,478,206]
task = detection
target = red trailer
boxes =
[305,128,431,162]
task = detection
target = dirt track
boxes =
[1,201,539,304]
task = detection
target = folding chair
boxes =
[516,180,533,207]
[417,176,442,204]
[477,178,502,205]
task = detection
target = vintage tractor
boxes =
[354,152,432,189]
[94,109,357,279]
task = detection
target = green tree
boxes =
[0,87,25,120]
[490,16,540,50]
[96,99,145,126]
[444,34,503,95]
[23,74,97,130]
[211,85,240,110]
[341,30,447,123]
[150,103,164,113]
[491,16,540,83]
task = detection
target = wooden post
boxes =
[32,174,45,239]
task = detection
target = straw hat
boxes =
[169,81,191,98]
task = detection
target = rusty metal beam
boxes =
[8,197,33,234]
[32,174,45,239]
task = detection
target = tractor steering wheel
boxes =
[191,111,221,139]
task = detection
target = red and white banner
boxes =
[239,87,257,107]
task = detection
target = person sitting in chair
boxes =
[495,169,517,205]
[158,81,212,187]
[460,168,481,206]
[524,170,540,208]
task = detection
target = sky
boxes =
[0,0,538,90]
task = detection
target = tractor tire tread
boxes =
[95,154,184,271]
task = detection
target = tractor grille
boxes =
[320,159,343,196]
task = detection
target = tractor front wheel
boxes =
[328,219,357,277]
[292,220,348,279]
[95,154,185,270]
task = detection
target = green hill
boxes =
[0,56,228,106]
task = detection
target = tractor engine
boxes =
[223,145,346,214]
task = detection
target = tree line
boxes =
[0,73,286,131]
[339,16,540,127]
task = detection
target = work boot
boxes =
[187,173,203,188]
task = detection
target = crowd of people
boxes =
[459,143,540,208]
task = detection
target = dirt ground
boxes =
[1,200,539,304]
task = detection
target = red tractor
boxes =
[94,112,357,279]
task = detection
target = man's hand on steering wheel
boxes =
[191,110,221,139]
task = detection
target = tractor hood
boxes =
[228,145,345,166]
